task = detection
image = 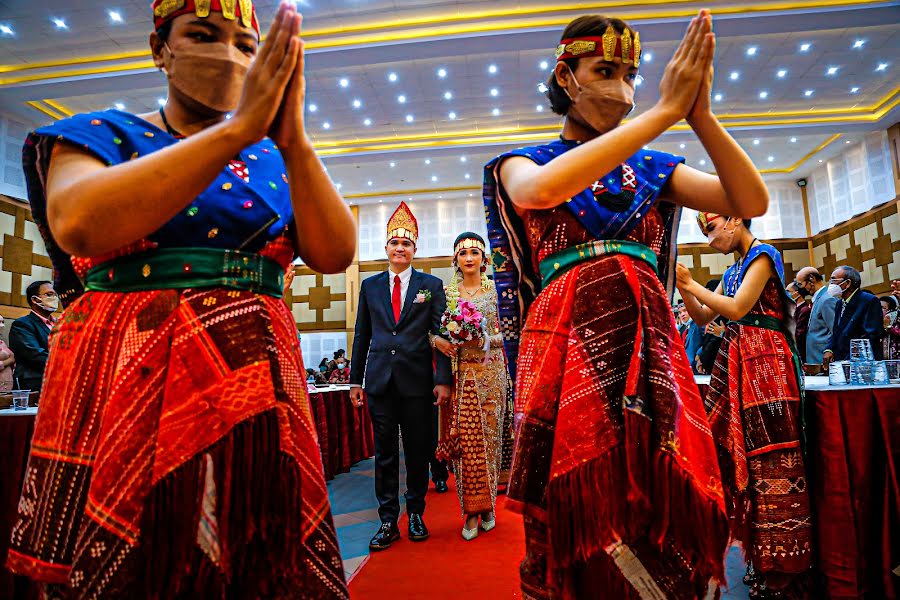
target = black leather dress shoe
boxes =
[434,480,449,493]
[408,513,429,541]
[369,521,400,551]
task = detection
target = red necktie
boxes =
[392,275,402,323]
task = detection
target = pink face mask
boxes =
[564,66,635,133]
[163,42,250,113]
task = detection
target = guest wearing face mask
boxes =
[7,2,353,597]
[787,281,811,364]
[8,281,58,394]
[879,295,900,360]
[822,266,884,366]
[328,357,350,383]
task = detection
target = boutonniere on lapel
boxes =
[413,289,432,304]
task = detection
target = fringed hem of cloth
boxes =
[9,409,348,599]
[544,421,731,591]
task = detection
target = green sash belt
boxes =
[85,247,285,298]
[539,240,658,289]
[733,312,807,449]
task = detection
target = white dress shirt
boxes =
[388,265,412,304]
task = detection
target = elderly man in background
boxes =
[795,267,838,374]
[823,266,883,365]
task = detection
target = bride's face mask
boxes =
[563,64,635,133]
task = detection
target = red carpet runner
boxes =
[349,476,525,599]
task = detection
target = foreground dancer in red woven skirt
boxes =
[7,2,353,597]
[677,214,812,599]
[483,11,770,599]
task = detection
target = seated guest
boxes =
[9,281,58,393]
[823,266,883,365]
[328,357,350,383]
[881,295,900,360]
[695,279,725,374]
[795,267,838,373]
[787,281,811,364]
[0,314,15,392]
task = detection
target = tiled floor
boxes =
[328,458,751,597]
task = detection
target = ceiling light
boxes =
[850,86,860,93]
[308,103,317,112]
[699,159,707,166]
[0,24,14,35]
[845,140,852,144]
[444,91,453,100]
[729,71,740,81]
[339,78,349,88]
[876,63,889,71]
[336,183,342,189]
[108,11,123,23]
[425,159,431,165]
[469,193,474,197]
[448,111,457,120]
[437,68,447,78]
[853,39,865,49]
[460,156,467,163]
[52,18,67,29]
[367,181,373,187]
[490,88,499,97]
[363,118,372,126]
[635,77,642,87]
[777,69,788,78]
[679,143,686,149]
[753,139,760,145]
[389,162,396,168]
[537,82,549,93]
[539,60,549,70]
[488,64,498,74]
[826,66,839,75]
[790,137,797,143]
[644,53,653,62]
[157,98,166,106]
[464,173,471,179]
[746,46,758,56]
[388,72,398,82]
[492,108,501,116]
[431,175,438,182]
[767,156,775,162]
[352,99,362,108]
[804,89,814,97]
[114,102,125,110]
[405,114,414,123]
[819,159,823,163]
[714,93,723,102]
[800,43,811,52]
[397,95,406,104]
[536,105,544,112]
[322,122,331,129]
[759,90,768,99]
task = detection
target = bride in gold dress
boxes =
[434,232,513,540]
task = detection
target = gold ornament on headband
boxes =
[696,212,722,231]
[621,28,633,65]
[196,0,210,17]
[455,238,486,255]
[633,31,641,67]
[602,25,617,61]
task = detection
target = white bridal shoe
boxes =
[461,525,479,541]
[480,517,496,532]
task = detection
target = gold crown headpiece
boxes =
[386,201,418,244]
[555,25,641,67]
[152,0,259,35]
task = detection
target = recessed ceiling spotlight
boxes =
[367,181,373,187]
[309,103,317,112]
[679,143,686,149]
[644,53,653,62]
[804,89,814,97]
[444,91,453,100]
[0,24,14,35]
[405,114,414,123]
[437,68,447,78]
[108,10,123,23]
[746,46,758,56]
[539,60,549,70]
[850,86,860,93]
[536,104,544,112]
[448,111,457,120]
[389,162,396,167]
[363,118,372,126]
[853,39,865,49]
[397,95,406,104]
[729,71,740,81]
[339,78,349,88]
[537,82,549,93]
[52,18,67,29]
[488,64,498,74]
[464,173,471,179]
[431,175,438,182]
[460,156,467,163]
[790,137,797,143]
[699,159,707,166]
[714,93,723,102]
[388,72,398,82]
[352,99,362,108]
[826,66,839,76]
[876,63,889,72]
[753,139,760,145]
[759,90,769,99]
[157,98,166,106]
[114,102,125,110]
[767,156,775,162]
[322,122,331,130]
[492,108,501,116]
[800,43,811,52]
[424,159,431,165]
[777,69,788,78]
[490,88,499,97]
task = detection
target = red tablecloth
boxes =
[0,413,39,600]
[308,388,375,481]
[697,383,900,599]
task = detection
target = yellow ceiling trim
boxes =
[1,0,892,80]
[0,61,157,87]
[42,99,74,117]
[344,186,480,199]
[757,133,842,173]
[26,101,65,121]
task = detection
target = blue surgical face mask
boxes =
[338,363,346,370]
[307,376,315,383]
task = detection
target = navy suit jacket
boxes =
[8,312,50,386]
[350,269,452,398]
[828,289,884,361]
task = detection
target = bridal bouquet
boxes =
[440,299,487,347]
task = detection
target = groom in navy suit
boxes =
[350,202,452,550]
